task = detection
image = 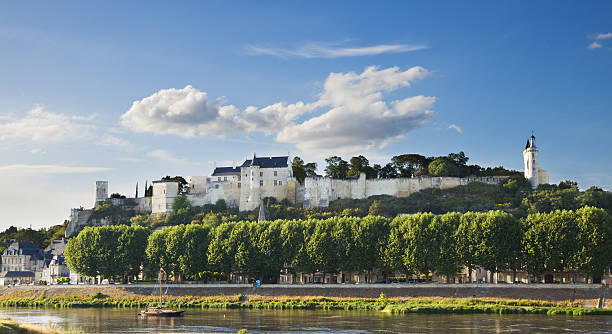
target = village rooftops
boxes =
[240,156,289,168]
[45,238,67,256]
[1,271,35,278]
[2,241,44,259]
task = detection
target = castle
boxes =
[66,135,548,236]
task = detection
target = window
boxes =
[274,180,277,186]
[218,177,221,182]
[238,182,241,188]
[260,180,263,186]
[238,175,241,181]
[279,181,282,186]
[274,171,277,176]
[224,177,227,181]
[260,172,263,177]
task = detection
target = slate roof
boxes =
[45,238,67,256]
[211,166,241,176]
[1,271,35,278]
[2,241,44,260]
[241,156,289,169]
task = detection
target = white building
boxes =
[523,135,549,188]
[0,241,46,282]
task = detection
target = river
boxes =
[1,307,611,333]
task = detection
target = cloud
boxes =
[588,32,612,50]
[277,66,434,154]
[147,149,196,166]
[588,42,602,49]
[448,124,463,134]
[0,105,95,144]
[0,164,113,174]
[246,42,426,58]
[121,65,434,155]
[121,86,313,138]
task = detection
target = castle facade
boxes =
[66,136,548,236]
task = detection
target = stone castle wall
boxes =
[304,174,509,208]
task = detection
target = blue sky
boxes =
[1,1,611,228]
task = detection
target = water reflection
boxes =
[1,308,611,333]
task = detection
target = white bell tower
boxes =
[523,135,539,188]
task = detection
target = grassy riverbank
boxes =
[0,293,610,316]
[0,318,73,334]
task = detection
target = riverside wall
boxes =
[1,284,609,307]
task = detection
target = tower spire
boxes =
[135,182,139,198]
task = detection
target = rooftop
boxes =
[1,271,35,278]
[212,166,241,176]
[241,156,289,169]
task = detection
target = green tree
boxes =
[292,157,317,184]
[475,211,522,282]
[455,212,484,282]
[161,176,188,194]
[523,210,578,281]
[379,163,399,178]
[173,195,190,211]
[146,228,171,274]
[181,224,211,280]
[574,206,612,280]
[257,221,284,282]
[65,225,148,280]
[431,213,461,282]
[391,154,428,177]
[577,186,612,211]
[324,156,349,179]
[428,157,462,177]
[207,223,235,282]
[382,218,409,275]
[403,213,437,278]
[368,200,383,216]
[307,219,339,281]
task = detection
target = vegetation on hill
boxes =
[0,222,67,253]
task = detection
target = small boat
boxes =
[139,268,184,317]
[139,306,184,317]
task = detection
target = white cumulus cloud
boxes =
[0,105,95,144]
[246,42,426,58]
[121,85,313,138]
[277,66,434,154]
[121,66,435,156]
[595,32,612,40]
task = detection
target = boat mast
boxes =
[159,268,164,307]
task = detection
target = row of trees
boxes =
[291,152,521,182]
[64,207,612,283]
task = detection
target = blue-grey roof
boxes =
[211,166,241,176]
[45,239,67,256]
[241,156,288,168]
[2,271,35,278]
[2,241,44,260]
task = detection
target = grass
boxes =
[0,294,610,316]
[0,318,74,334]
